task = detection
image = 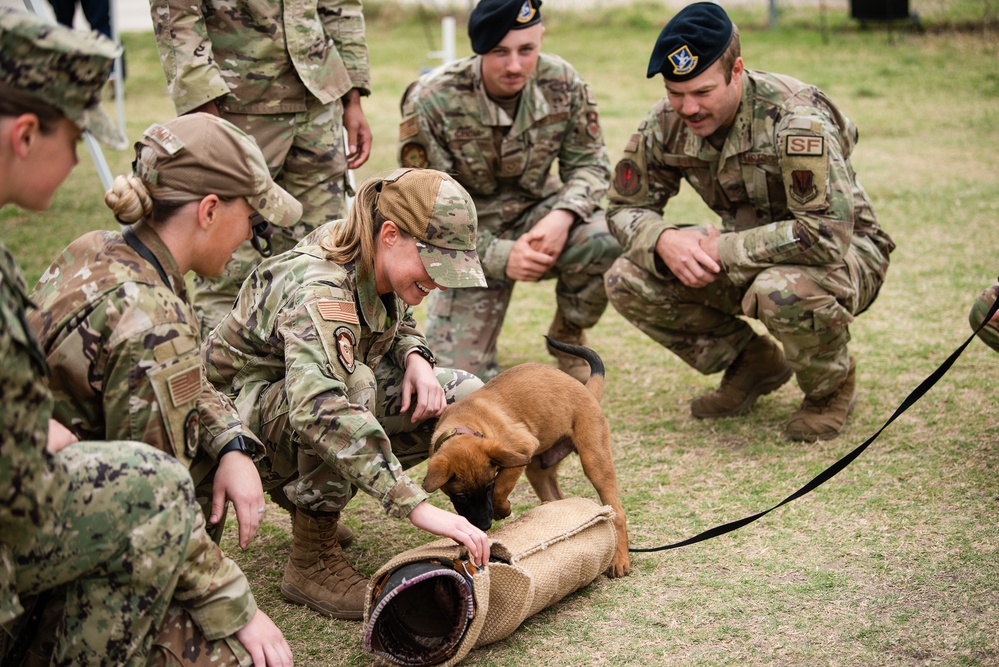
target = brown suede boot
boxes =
[547,309,590,383]
[785,358,858,442]
[269,488,353,547]
[691,335,793,419]
[280,509,368,619]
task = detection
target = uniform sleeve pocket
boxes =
[147,352,203,466]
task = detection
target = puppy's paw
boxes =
[605,555,631,578]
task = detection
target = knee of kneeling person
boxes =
[745,277,854,335]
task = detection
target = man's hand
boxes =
[342,88,372,170]
[505,209,575,281]
[525,209,575,258]
[655,226,722,288]
[46,419,78,454]
[505,234,555,281]
[211,449,265,549]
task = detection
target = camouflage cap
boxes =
[647,2,733,81]
[0,7,126,149]
[376,168,486,289]
[134,113,302,227]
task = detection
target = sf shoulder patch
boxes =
[781,133,829,211]
[400,142,429,169]
[785,135,825,157]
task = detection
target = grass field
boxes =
[2,2,998,665]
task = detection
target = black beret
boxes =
[646,2,734,81]
[468,0,543,55]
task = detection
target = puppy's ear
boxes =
[422,459,452,492]
[487,445,532,470]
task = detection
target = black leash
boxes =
[629,290,999,553]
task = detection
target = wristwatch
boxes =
[218,434,254,459]
[410,346,436,367]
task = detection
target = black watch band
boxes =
[413,346,436,367]
[219,435,253,458]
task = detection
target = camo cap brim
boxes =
[377,168,487,289]
[135,114,302,228]
[0,8,126,149]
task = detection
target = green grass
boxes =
[3,3,999,666]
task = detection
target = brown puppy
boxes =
[423,337,630,578]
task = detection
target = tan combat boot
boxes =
[691,334,793,419]
[280,509,368,619]
[547,309,590,383]
[269,487,354,547]
[785,358,857,442]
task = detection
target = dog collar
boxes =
[431,427,484,454]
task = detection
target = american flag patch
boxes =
[167,367,202,407]
[399,116,418,141]
[317,299,359,324]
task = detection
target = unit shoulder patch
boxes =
[400,142,429,169]
[334,326,356,374]
[613,158,643,197]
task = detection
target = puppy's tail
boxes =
[544,335,605,398]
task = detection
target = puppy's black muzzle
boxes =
[448,479,495,531]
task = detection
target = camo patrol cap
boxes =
[647,2,734,81]
[0,7,126,149]
[375,168,486,289]
[468,0,543,55]
[134,113,301,227]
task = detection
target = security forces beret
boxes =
[468,0,542,55]
[646,2,734,81]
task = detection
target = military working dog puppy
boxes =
[423,337,630,578]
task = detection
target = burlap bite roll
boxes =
[364,498,617,667]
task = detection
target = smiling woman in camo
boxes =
[202,167,493,621]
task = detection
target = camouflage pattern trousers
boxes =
[6,442,240,666]
[191,99,349,339]
[246,364,483,514]
[605,233,888,397]
[969,283,999,353]
[425,198,621,380]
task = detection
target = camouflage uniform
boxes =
[0,240,253,666]
[27,220,263,520]
[399,53,620,379]
[202,222,483,516]
[605,70,895,397]
[970,283,999,353]
[150,0,370,337]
